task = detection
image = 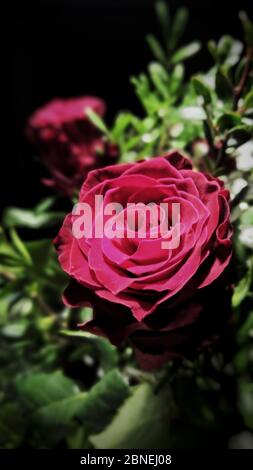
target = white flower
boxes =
[230,178,248,198]
[181,106,206,120]
[239,226,253,249]
[236,140,253,171]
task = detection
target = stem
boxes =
[233,47,253,110]
[35,294,55,316]
[216,134,229,169]
[158,119,169,153]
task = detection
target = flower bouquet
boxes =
[1,1,253,450]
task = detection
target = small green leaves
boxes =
[169,63,185,95]
[0,403,25,449]
[215,68,233,100]
[171,41,201,65]
[208,40,219,62]
[15,371,85,446]
[34,197,56,214]
[77,369,130,436]
[208,36,243,67]
[148,5,199,69]
[217,112,242,132]
[238,311,253,346]
[149,62,169,98]
[192,76,212,104]
[244,90,253,109]
[155,1,170,47]
[170,7,189,51]
[111,113,138,141]
[16,371,78,411]
[86,108,110,136]
[232,264,252,307]
[2,207,65,229]
[241,207,253,226]
[239,11,253,47]
[61,330,118,372]
[14,370,130,447]
[2,321,28,339]
[225,38,244,66]
[146,35,167,65]
[10,229,33,266]
[239,383,253,430]
[90,382,171,449]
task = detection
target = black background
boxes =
[1,0,253,212]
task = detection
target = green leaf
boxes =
[241,207,253,226]
[232,265,252,307]
[225,38,243,66]
[2,321,28,339]
[86,108,109,135]
[239,383,253,429]
[77,369,130,436]
[217,112,242,132]
[227,125,253,146]
[239,11,253,47]
[155,1,170,46]
[169,63,184,95]
[90,382,171,449]
[16,371,78,411]
[25,239,53,271]
[170,7,189,51]
[148,62,169,98]
[235,57,247,84]
[131,74,150,102]
[61,330,118,372]
[21,370,129,442]
[0,403,25,448]
[238,311,253,345]
[217,35,243,66]
[33,393,87,445]
[16,371,86,446]
[10,229,33,266]
[34,197,56,215]
[79,307,93,322]
[170,41,201,64]
[112,113,138,140]
[0,227,22,266]
[215,68,233,101]
[3,207,65,229]
[244,90,253,109]
[146,34,167,64]
[208,40,219,62]
[192,77,212,104]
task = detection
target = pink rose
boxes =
[55,152,232,367]
[27,96,118,195]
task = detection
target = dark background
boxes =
[1,0,253,212]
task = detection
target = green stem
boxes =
[233,47,253,110]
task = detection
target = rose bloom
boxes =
[55,152,232,369]
[27,96,118,196]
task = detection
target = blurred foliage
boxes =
[1,0,253,449]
